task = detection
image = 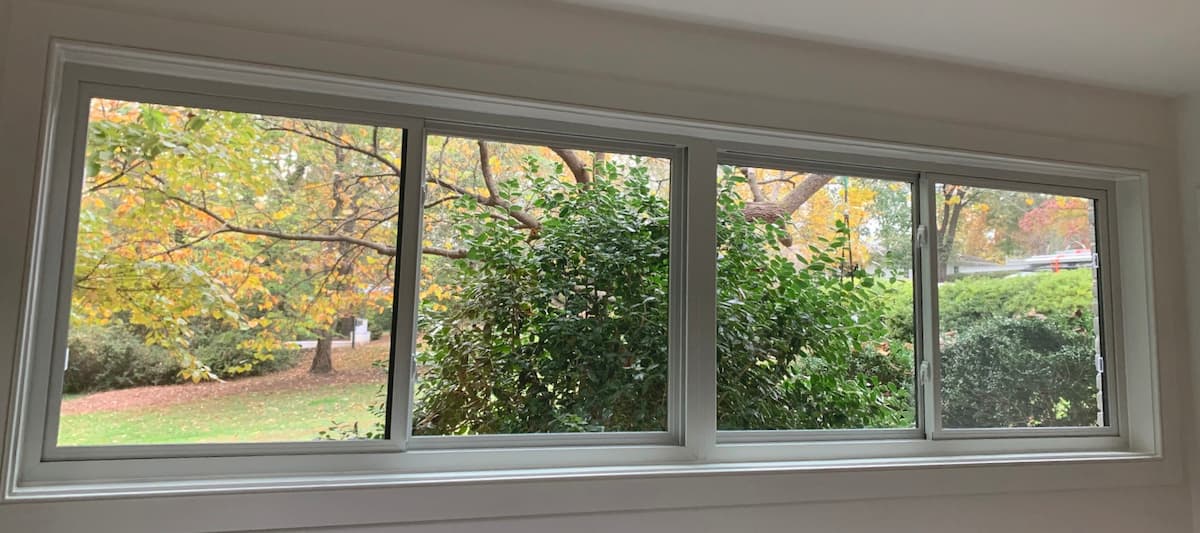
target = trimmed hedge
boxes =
[938,268,1097,331]
[65,323,302,393]
[883,268,1097,336]
[64,323,179,394]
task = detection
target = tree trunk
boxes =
[936,187,968,282]
[310,337,334,374]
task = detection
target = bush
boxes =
[64,323,180,393]
[939,268,1097,332]
[940,316,1098,427]
[365,306,392,341]
[412,162,911,435]
[192,328,301,378]
[415,166,671,434]
[715,191,912,430]
[882,268,1098,337]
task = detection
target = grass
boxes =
[57,341,392,446]
[59,382,382,445]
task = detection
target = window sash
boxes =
[922,173,1120,439]
[407,123,687,446]
[711,155,924,437]
[38,86,428,460]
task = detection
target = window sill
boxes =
[6,449,1166,503]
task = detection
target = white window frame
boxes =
[2,42,1162,499]
[712,153,924,444]
[407,122,687,450]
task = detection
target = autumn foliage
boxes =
[72,98,1103,437]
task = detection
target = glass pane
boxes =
[716,165,917,430]
[59,98,400,445]
[935,183,1105,428]
[414,135,672,435]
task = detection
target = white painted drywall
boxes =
[1178,93,1200,533]
[0,1,1191,531]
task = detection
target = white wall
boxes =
[0,0,8,105]
[0,1,1192,531]
[1179,94,1200,533]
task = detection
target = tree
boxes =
[78,100,402,378]
[77,99,909,431]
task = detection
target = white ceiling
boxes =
[557,0,1200,96]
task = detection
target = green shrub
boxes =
[192,328,301,378]
[411,162,912,435]
[939,268,1097,332]
[64,322,180,393]
[882,268,1098,336]
[415,165,671,434]
[365,306,392,341]
[940,316,1098,427]
[715,186,912,430]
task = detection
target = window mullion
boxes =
[682,141,718,457]
[916,173,944,439]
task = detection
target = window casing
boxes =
[3,43,1158,498]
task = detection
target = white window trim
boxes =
[1,41,1163,500]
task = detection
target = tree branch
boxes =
[265,125,403,179]
[149,228,232,259]
[160,192,399,256]
[87,160,146,193]
[424,143,542,230]
[740,167,766,202]
[477,140,502,199]
[422,247,469,259]
[424,195,460,209]
[551,147,591,184]
[743,173,834,222]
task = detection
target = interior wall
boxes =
[5,485,1192,533]
[1179,94,1200,533]
[0,0,9,106]
[0,1,1191,531]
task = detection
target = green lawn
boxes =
[58,382,382,446]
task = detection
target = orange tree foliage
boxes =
[77,99,401,380]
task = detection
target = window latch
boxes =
[919,360,932,385]
[915,224,928,249]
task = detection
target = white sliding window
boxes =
[408,127,681,446]
[926,178,1114,437]
[56,97,405,448]
[4,44,1155,498]
[713,157,920,438]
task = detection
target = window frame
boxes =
[3,42,1160,499]
[920,173,1123,440]
[408,122,687,450]
[712,153,925,443]
[35,82,425,460]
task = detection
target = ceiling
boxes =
[556,0,1200,96]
